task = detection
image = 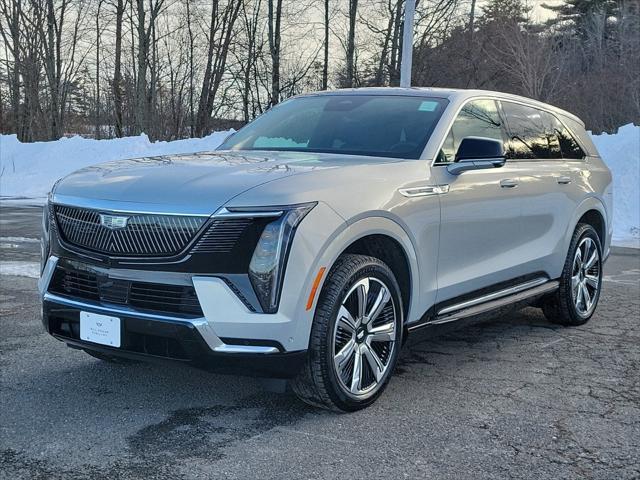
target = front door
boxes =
[430,98,528,304]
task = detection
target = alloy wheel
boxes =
[571,236,601,316]
[332,277,398,397]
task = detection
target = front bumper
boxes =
[42,291,306,378]
[40,256,307,378]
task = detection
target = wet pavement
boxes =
[1,205,639,479]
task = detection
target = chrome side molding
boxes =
[408,279,559,331]
[437,277,548,316]
[398,185,450,197]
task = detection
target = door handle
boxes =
[557,176,572,185]
[500,179,519,188]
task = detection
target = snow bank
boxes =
[0,125,638,247]
[590,123,640,248]
[0,131,232,202]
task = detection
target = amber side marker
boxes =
[306,267,327,311]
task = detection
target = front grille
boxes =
[53,204,206,257]
[191,218,253,253]
[49,265,203,317]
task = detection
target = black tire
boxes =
[84,349,138,364]
[542,223,603,326]
[292,254,403,412]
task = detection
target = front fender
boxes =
[303,214,421,323]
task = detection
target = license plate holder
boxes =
[80,311,121,348]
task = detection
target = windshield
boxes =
[219,95,448,160]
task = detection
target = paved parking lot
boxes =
[1,205,639,479]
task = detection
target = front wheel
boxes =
[542,223,603,326]
[292,254,403,411]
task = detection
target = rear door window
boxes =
[501,102,552,159]
[437,99,507,164]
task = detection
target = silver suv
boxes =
[39,88,613,411]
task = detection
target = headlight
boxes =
[231,203,316,313]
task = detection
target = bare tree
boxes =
[195,0,243,136]
[26,0,91,139]
[95,0,104,139]
[0,0,638,141]
[345,0,358,87]
[267,0,282,105]
[0,0,23,138]
[237,0,262,121]
[322,0,329,89]
[112,0,125,137]
[133,0,164,136]
[185,0,194,135]
[484,23,564,101]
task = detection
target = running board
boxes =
[409,280,559,331]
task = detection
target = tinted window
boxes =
[219,95,448,160]
[547,114,585,159]
[559,116,593,157]
[501,102,553,159]
[541,112,562,158]
[437,99,506,163]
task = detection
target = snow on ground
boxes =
[0,131,233,202]
[0,125,638,246]
[0,237,40,244]
[590,124,640,248]
[0,261,41,278]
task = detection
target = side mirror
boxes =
[447,137,506,175]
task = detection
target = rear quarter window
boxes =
[547,114,585,159]
[557,115,599,157]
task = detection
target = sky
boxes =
[527,0,563,21]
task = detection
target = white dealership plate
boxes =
[80,311,121,348]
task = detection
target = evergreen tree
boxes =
[480,0,530,26]
[543,0,620,37]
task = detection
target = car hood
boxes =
[52,150,402,216]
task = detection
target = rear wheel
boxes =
[292,254,403,411]
[542,223,603,326]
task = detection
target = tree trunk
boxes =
[195,0,242,135]
[389,0,402,86]
[322,0,329,90]
[195,0,220,136]
[113,0,124,137]
[345,0,358,87]
[135,0,148,135]
[268,0,283,105]
[186,0,195,136]
[45,0,60,139]
[95,0,102,139]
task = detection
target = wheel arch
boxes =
[566,197,610,258]
[343,234,412,320]
[578,209,606,247]
[311,215,420,325]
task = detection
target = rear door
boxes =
[499,101,579,278]
[430,99,529,303]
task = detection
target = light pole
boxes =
[400,0,416,88]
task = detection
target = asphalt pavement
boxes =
[1,205,638,480]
